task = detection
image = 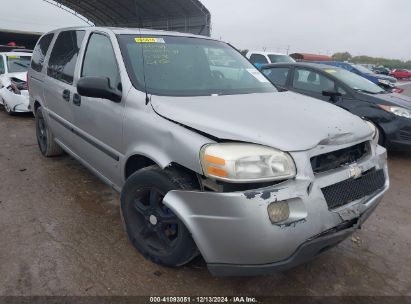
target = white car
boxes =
[246,51,295,67]
[0,52,32,114]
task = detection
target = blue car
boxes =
[310,61,397,86]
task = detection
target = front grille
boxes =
[311,142,370,174]
[399,127,411,142]
[321,169,385,210]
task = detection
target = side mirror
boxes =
[322,90,342,97]
[322,90,342,102]
[77,76,122,103]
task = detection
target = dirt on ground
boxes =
[1,85,411,296]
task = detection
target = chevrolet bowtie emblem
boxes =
[349,165,363,179]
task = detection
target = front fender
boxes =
[121,93,215,186]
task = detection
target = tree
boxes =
[330,52,411,69]
[332,52,352,61]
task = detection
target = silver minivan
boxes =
[28,27,389,276]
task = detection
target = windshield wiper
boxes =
[12,62,30,69]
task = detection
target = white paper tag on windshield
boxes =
[247,69,270,83]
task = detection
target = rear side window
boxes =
[0,56,5,74]
[263,67,290,87]
[31,33,54,72]
[47,30,85,84]
[82,33,120,89]
[249,54,269,65]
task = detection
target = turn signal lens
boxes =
[207,166,228,178]
[205,155,226,166]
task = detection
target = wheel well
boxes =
[124,155,199,184]
[33,101,41,113]
[125,155,157,179]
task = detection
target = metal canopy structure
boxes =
[0,29,42,51]
[45,0,211,36]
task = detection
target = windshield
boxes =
[7,55,32,73]
[118,35,276,96]
[325,68,385,94]
[268,54,295,63]
[353,64,374,74]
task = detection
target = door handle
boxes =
[62,89,71,102]
[73,93,81,106]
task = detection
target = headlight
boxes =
[364,120,379,145]
[378,79,389,85]
[200,143,296,183]
[379,105,411,119]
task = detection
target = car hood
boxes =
[151,92,371,152]
[360,92,411,110]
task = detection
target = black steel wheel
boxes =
[36,111,48,154]
[121,166,199,267]
[35,107,63,157]
[131,188,180,253]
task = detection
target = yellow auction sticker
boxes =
[135,37,165,43]
[325,69,337,74]
[7,56,19,59]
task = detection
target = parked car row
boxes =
[245,52,409,94]
[261,62,411,151]
[368,65,411,80]
[301,61,405,94]
[0,27,394,276]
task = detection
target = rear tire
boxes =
[35,107,63,157]
[120,166,199,267]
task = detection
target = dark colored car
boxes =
[372,66,391,76]
[261,63,411,151]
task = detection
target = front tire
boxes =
[35,107,63,157]
[3,101,14,116]
[121,166,199,267]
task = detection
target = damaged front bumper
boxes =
[163,144,389,276]
[0,88,30,113]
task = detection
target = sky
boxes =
[1,0,410,60]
